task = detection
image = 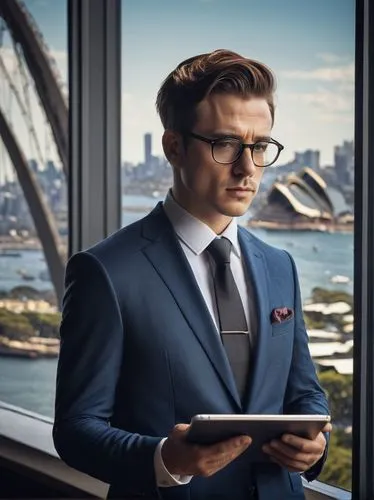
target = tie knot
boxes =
[207,237,232,265]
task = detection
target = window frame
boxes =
[68,0,121,254]
[68,0,374,498]
[352,0,374,498]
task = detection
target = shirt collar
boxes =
[163,190,241,257]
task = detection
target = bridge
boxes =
[0,0,68,306]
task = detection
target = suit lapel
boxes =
[238,227,271,412]
[142,205,241,410]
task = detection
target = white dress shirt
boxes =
[154,192,253,487]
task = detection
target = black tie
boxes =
[207,237,251,401]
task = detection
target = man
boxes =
[53,49,331,499]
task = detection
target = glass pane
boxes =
[0,0,68,418]
[121,0,354,491]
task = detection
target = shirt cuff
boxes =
[154,438,193,487]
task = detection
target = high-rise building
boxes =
[144,133,152,166]
[295,150,320,170]
[304,150,320,171]
[1,192,18,217]
[334,140,354,185]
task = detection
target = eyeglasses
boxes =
[188,132,284,167]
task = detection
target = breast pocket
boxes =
[271,317,295,337]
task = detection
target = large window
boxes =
[0,0,68,418]
[121,0,355,491]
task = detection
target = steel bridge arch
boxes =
[0,0,68,176]
[0,0,69,304]
[0,107,65,305]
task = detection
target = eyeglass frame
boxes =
[187,131,284,167]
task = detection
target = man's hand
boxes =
[161,423,251,477]
[262,422,332,473]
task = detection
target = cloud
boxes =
[122,92,134,104]
[316,53,349,64]
[281,63,354,84]
[287,86,354,122]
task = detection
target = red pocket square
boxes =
[271,307,294,324]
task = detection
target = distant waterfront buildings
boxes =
[0,133,355,235]
[0,159,67,235]
[334,140,354,186]
[295,149,320,171]
[263,139,355,207]
[122,132,172,197]
[144,133,152,166]
[249,167,353,232]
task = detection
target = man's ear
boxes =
[162,130,185,168]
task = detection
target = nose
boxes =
[232,147,257,177]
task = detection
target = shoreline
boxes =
[0,222,354,253]
[0,337,59,359]
[247,220,353,233]
[0,237,67,253]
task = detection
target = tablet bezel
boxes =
[186,414,331,452]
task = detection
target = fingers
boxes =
[171,423,190,437]
[322,423,333,433]
[209,436,252,455]
[195,436,251,477]
[281,431,327,455]
[263,440,319,472]
[163,429,252,478]
[204,436,251,465]
[262,431,327,472]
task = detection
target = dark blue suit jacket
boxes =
[53,204,329,500]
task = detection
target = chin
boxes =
[221,200,251,217]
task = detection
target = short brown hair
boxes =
[156,49,276,133]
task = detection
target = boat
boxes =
[0,251,21,257]
[16,269,36,281]
[330,275,350,284]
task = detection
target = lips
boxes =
[226,187,255,192]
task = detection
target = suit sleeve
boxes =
[53,251,161,494]
[283,251,330,481]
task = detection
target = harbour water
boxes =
[0,197,354,418]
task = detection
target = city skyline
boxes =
[0,132,352,180]
[122,131,353,170]
[0,0,355,171]
[121,0,355,166]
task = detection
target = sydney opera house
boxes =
[248,167,354,232]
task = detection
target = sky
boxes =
[0,0,355,170]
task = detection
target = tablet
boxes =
[186,414,330,461]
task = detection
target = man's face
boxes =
[169,94,273,233]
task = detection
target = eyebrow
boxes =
[210,132,272,142]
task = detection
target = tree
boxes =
[319,432,352,491]
[23,311,61,338]
[8,285,42,300]
[310,287,353,307]
[0,308,34,340]
[319,370,353,426]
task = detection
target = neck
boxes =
[170,188,233,235]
